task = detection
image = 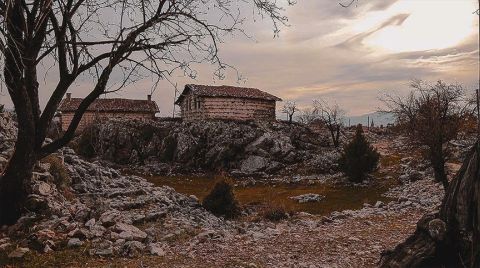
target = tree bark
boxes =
[329,126,340,148]
[430,146,448,190]
[380,141,480,267]
[0,130,37,225]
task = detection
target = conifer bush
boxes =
[202,179,240,219]
[338,125,380,183]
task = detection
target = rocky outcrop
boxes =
[1,146,231,258]
[76,119,336,176]
[0,113,231,257]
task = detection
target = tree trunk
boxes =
[0,132,37,225]
[380,141,480,267]
[329,126,340,148]
[430,145,448,190]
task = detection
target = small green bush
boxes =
[338,125,380,183]
[202,179,240,219]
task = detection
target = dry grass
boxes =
[41,155,71,191]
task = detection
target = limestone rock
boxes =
[289,193,325,203]
[8,247,29,258]
[111,223,147,241]
[67,238,84,248]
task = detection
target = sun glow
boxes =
[361,0,478,53]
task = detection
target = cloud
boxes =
[0,0,477,118]
[336,13,410,50]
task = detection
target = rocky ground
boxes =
[0,112,470,267]
[72,118,338,177]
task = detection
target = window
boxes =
[195,98,200,109]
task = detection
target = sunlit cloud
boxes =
[363,0,477,53]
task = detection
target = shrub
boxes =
[160,135,177,162]
[202,179,240,219]
[338,125,380,183]
[75,126,96,158]
[140,125,156,141]
[41,155,71,190]
[261,204,289,222]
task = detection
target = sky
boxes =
[0,0,479,117]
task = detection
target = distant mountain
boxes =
[345,112,394,127]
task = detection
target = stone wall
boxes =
[60,111,154,132]
[179,95,276,121]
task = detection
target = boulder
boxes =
[289,193,325,203]
[32,181,52,196]
[148,243,166,256]
[67,238,84,248]
[111,223,147,241]
[8,247,29,258]
[240,155,269,174]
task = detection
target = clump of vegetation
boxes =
[383,80,471,189]
[202,179,240,219]
[338,125,380,183]
[261,203,289,222]
[73,126,96,158]
[41,155,71,190]
[160,135,177,162]
[140,125,156,141]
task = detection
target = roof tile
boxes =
[58,98,159,113]
[175,84,282,104]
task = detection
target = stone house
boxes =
[175,84,282,121]
[57,93,159,132]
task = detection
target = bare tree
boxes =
[297,107,318,125]
[0,0,293,225]
[313,99,345,147]
[383,80,471,190]
[282,100,297,123]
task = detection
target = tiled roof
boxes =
[58,97,159,113]
[175,84,282,104]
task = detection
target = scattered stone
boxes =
[8,247,29,258]
[289,193,324,203]
[33,181,52,195]
[111,223,147,241]
[67,238,83,248]
[0,242,11,251]
[374,201,384,208]
[121,241,145,257]
[148,243,166,256]
[85,218,96,228]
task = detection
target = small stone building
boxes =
[58,93,159,132]
[175,84,282,121]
